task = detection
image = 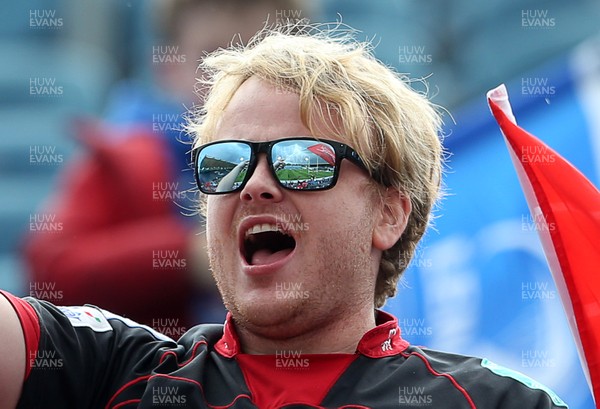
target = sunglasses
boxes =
[192,137,379,194]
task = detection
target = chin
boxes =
[229,295,309,338]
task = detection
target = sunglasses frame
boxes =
[191,137,375,194]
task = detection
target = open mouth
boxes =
[243,223,296,266]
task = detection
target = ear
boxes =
[372,188,411,251]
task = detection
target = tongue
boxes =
[251,248,293,265]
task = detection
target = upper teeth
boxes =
[245,223,283,238]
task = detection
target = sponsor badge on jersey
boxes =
[58,306,112,332]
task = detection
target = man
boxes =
[1,25,567,408]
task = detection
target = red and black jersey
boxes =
[2,291,568,409]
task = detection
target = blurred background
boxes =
[1,0,599,407]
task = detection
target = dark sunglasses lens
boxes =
[271,140,337,190]
[196,142,251,193]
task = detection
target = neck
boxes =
[235,304,377,355]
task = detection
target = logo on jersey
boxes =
[58,306,112,332]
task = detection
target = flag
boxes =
[307,143,336,166]
[487,84,600,405]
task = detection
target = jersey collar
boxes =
[215,310,409,358]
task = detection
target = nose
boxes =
[239,154,284,203]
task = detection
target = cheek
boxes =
[305,195,376,243]
[205,199,216,241]
[205,197,230,244]
[205,196,226,220]
[317,184,376,221]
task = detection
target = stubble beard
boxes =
[207,207,376,340]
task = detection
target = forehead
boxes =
[213,76,345,143]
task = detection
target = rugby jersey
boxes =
[1,291,567,408]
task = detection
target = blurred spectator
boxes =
[23,0,314,329]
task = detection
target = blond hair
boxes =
[188,24,444,308]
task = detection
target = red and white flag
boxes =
[307,143,336,166]
[488,84,600,405]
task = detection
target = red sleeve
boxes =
[22,128,195,325]
[0,290,40,381]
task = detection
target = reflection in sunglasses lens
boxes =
[271,140,336,190]
[198,142,251,193]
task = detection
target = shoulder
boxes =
[400,345,568,408]
[15,297,229,407]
